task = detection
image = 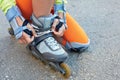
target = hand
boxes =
[51,18,67,37]
[18,32,34,44]
[16,17,37,44]
[18,24,37,44]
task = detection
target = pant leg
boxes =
[16,0,32,20]
[62,13,90,51]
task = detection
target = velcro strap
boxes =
[22,20,33,37]
[56,22,63,31]
[52,16,64,32]
[54,16,61,19]
[14,26,27,39]
[14,20,32,39]
[34,32,53,45]
[22,19,29,26]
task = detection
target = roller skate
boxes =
[28,13,71,78]
[26,29,71,78]
[8,27,71,78]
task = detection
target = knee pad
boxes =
[65,39,90,52]
[62,13,90,52]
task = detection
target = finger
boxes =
[53,30,62,37]
[58,25,65,32]
[32,29,37,37]
[20,36,28,44]
[65,24,68,29]
[22,39,27,44]
[20,32,34,44]
[18,35,26,44]
[30,26,37,37]
[18,39,23,44]
[52,19,59,28]
[18,39,27,44]
[27,24,37,37]
[58,30,64,36]
[25,36,34,44]
[22,32,33,44]
[23,32,34,43]
[56,26,65,36]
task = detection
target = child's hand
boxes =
[51,18,67,37]
[16,17,37,44]
[18,24,37,44]
[18,32,34,44]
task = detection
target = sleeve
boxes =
[0,0,16,14]
[54,0,67,28]
[54,0,67,13]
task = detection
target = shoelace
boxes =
[45,37,60,51]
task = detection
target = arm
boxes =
[52,0,67,37]
[0,0,36,44]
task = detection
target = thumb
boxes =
[26,36,34,44]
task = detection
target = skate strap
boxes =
[14,26,27,39]
[54,16,61,19]
[22,19,29,26]
[52,16,66,32]
[55,22,64,31]
[33,33,53,45]
[22,20,33,37]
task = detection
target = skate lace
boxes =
[45,37,60,51]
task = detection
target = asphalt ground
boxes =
[0,0,120,80]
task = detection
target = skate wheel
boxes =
[8,27,14,36]
[60,63,71,78]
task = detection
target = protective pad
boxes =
[6,6,32,39]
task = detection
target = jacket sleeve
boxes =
[0,0,16,14]
[54,0,67,13]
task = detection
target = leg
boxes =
[16,0,54,20]
[31,0,56,31]
[62,13,90,52]
[16,0,32,20]
[32,0,54,17]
